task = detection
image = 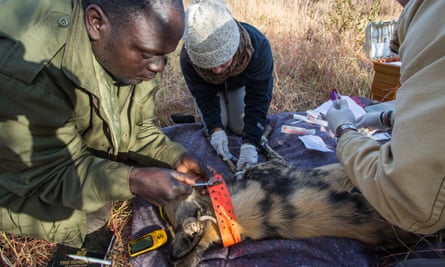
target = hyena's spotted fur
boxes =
[163,159,412,267]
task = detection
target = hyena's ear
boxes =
[169,229,203,261]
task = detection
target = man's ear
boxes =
[84,4,109,41]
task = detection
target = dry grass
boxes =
[156,0,403,126]
[0,0,403,266]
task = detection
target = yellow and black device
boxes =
[128,228,168,257]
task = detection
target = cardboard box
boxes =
[365,20,401,102]
[371,58,400,101]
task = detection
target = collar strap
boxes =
[207,174,241,247]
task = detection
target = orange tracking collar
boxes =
[207,174,241,247]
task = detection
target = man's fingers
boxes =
[171,181,193,198]
[171,171,196,185]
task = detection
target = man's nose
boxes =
[147,56,167,73]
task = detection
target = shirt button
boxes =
[57,16,70,27]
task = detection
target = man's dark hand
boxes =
[129,167,196,207]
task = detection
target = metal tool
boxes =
[67,254,112,265]
[260,124,285,161]
[192,175,223,187]
[192,181,215,187]
[223,156,237,173]
[234,170,245,180]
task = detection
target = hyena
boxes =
[163,159,413,267]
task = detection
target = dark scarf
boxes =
[186,22,255,85]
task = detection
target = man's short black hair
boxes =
[82,0,184,28]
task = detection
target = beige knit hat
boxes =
[184,0,240,69]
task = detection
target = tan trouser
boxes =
[196,86,246,135]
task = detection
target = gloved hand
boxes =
[210,130,235,160]
[356,111,392,130]
[129,167,196,207]
[326,99,356,136]
[236,143,258,171]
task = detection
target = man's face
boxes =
[91,9,184,85]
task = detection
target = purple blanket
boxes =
[130,110,443,267]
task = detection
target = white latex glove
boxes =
[356,111,392,130]
[326,99,356,136]
[210,130,234,160]
[236,144,258,171]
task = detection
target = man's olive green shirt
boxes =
[0,0,185,227]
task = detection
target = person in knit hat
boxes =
[180,0,274,171]
[184,0,240,69]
